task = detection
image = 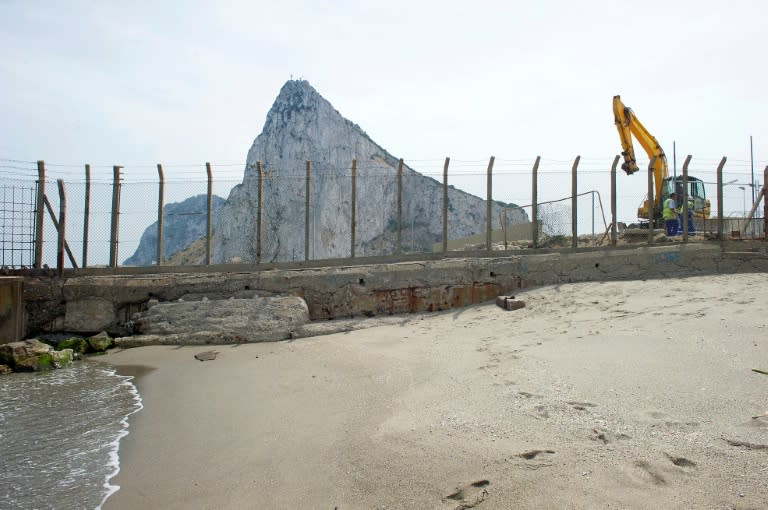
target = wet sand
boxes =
[101,273,768,509]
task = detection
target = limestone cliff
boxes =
[124,194,225,266]
[213,80,527,263]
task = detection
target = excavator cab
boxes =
[653,176,710,220]
[637,176,710,222]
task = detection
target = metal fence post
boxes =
[156,164,164,265]
[109,165,122,268]
[647,156,656,245]
[763,166,768,239]
[591,191,595,240]
[741,165,766,237]
[350,159,357,258]
[397,158,403,254]
[571,155,580,249]
[716,157,727,241]
[305,160,311,261]
[610,155,619,246]
[83,164,91,268]
[486,156,495,252]
[682,155,692,243]
[35,160,45,269]
[56,179,66,276]
[442,157,450,253]
[43,190,76,268]
[256,161,263,264]
[206,162,213,265]
[531,156,540,248]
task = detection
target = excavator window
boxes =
[689,180,705,200]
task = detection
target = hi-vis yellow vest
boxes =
[663,198,677,220]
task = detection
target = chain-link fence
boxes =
[1,156,765,271]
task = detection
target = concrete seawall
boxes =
[19,242,768,338]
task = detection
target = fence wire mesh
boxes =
[0,156,764,270]
[0,178,37,267]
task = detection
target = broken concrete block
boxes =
[496,296,525,311]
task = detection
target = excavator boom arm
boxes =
[612,95,710,222]
[613,95,668,213]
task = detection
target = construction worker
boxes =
[663,192,679,236]
[677,198,697,234]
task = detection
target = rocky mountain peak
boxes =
[212,81,528,263]
[275,79,321,110]
[262,80,324,131]
[248,80,366,167]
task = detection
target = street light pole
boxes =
[750,136,755,204]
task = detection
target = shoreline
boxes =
[106,363,155,382]
[98,365,144,510]
[99,274,768,509]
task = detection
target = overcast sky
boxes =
[1,0,766,222]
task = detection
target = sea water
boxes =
[0,361,142,510]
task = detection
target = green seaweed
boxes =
[57,337,88,354]
[36,353,54,370]
[0,351,12,366]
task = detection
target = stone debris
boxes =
[496,295,525,311]
[194,350,219,362]
[0,339,73,372]
[116,296,311,347]
[87,331,114,352]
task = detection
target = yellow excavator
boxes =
[613,95,710,225]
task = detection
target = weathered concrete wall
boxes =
[20,242,768,337]
[0,277,24,344]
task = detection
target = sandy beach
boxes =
[99,273,768,509]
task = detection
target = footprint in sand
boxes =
[517,449,555,460]
[591,429,610,444]
[632,460,667,485]
[442,480,490,509]
[567,401,597,411]
[664,453,696,468]
[590,428,631,444]
[625,455,697,488]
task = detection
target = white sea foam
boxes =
[0,362,144,510]
[97,368,144,510]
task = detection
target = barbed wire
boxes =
[0,158,37,164]
[2,171,759,185]
[6,154,763,169]
[2,154,764,187]
[3,154,764,169]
